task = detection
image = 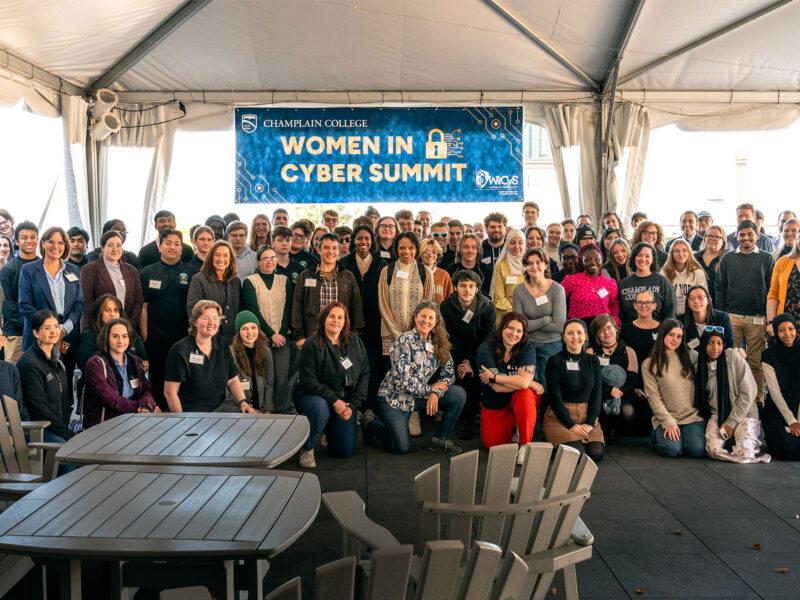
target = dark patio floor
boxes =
[265,421,800,600]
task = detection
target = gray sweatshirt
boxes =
[512,281,566,344]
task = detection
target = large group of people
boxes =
[1,200,799,472]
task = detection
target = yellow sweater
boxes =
[493,259,524,325]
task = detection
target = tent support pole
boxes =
[601,0,646,96]
[600,60,620,216]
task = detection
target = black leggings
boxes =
[564,440,605,463]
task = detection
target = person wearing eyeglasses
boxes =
[163,300,257,413]
[289,221,319,271]
[630,221,668,269]
[242,245,292,413]
[682,285,734,351]
[375,216,398,260]
[0,221,39,363]
[622,290,661,402]
[419,239,453,306]
[694,224,727,305]
[85,219,142,270]
[694,327,769,463]
[187,240,242,346]
[79,230,144,333]
[333,226,353,258]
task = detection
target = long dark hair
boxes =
[492,312,529,365]
[90,293,126,334]
[316,301,352,349]
[647,319,694,380]
[97,318,133,354]
[232,325,271,377]
[351,224,377,254]
[682,285,716,331]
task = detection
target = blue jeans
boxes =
[533,341,562,388]
[44,431,78,476]
[294,394,357,457]
[367,386,466,454]
[651,421,706,458]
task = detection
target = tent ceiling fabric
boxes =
[1,0,800,96]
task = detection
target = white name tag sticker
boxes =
[687,338,699,349]
[598,357,610,367]
[379,251,391,259]
[65,272,78,282]
[535,295,548,306]
[130,378,139,389]
[341,357,353,370]
[119,278,126,286]
[425,342,434,353]
[189,352,204,365]
[462,309,474,323]
[396,269,409,279]
[710,362,717,371]
[482,257,492,264]
[240,379,251,391]
[597,288,609,298]
[652,333,658,340]
[566,361,580,371]
[149,280,162,290]
[753,317,765,325]
[505,276,517,284]
[304,278,317,287]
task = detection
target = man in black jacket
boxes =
[0,221,38,364]
[440,269,496,439]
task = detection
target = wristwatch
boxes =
[490,375,496,384]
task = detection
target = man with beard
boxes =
[481,212,507,267]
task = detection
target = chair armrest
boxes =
[524,542,593,574]
[322,491,400,551]
[0,473,43,484]
[0,482,43,499]
[570,517,594,546]
[21,421,50,431]
[27,442,62,452]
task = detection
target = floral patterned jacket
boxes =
[378,329,455,412]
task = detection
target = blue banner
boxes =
[235,107,523,204]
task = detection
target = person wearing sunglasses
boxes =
[163,300,257,413]
[333,226,353,258]
[682,285,734,350]
[694,327,769,463]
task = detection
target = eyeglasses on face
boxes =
[633,300,656,306]
[198,316,222,323]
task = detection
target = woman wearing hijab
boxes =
[761,313,800,460]
[695,328,770,463]
[490,229,526,326]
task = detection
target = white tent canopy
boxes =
[2,0,800,240]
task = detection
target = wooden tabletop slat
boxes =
[259,473,320,556]
[244,419,291,458]
[158,418,221,456]
[202,418,257,457]
[115,417,182,456]
[222,419,270,457]
[176,475,251,540]
[235,476,298,543]
[137,417,199,455]
[8,470,113,536]
[0,535,257,557]
[146,475,228,539]
[180,419,237,457]
[261,419,311,467]
[60,414,134,455]
[92,418,161,455]
[206,476,276,541]
[122,475,205,539]
[39,471,152,537]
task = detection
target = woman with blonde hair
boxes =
[602,238,632,284]
[695,225,726,305]
[419,238,453,305]
[187,240,241,345]
[661,239,707,316]
[248,214,271,251]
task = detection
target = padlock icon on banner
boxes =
[425,129,447,159]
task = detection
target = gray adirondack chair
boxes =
[265,541,527,600]
[323,442,597,600]
[0,395,62,498]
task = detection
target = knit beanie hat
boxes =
[235,310,260,332]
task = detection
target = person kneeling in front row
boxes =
[294,302,369,468]
[365,301,466,455]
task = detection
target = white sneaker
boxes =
[409,411,422,437]
[299,449,316,468]
[516,445,527,466]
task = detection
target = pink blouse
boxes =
[561,272,620,325]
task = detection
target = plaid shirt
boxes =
[318,266,339,312]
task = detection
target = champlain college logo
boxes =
[241,114,258,134]
[473,169,490,188]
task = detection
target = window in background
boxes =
[105,146,155,249]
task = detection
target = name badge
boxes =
[425,342,434,353]
[505,276,517,284]
[566,361,580,371]
[380,251,391,259]
[65,272,78,282]
[240,379,251,391]
[482,257,492,264]
[687,338,699,349]
[119,278,126,287]
[189,352,204,365]
[462,309,474,323]
[710,362,717,371]
[46,373,54,381]
[652,333,658,340]
[598,357,610,367]
[396,269,409,279]
[535,295,548,306]
[341,357,353,370]
[304,278,317,288]
[130,378,139,389]
[149,280,162,289]
[753,317,765,325]
[597,288,609,298]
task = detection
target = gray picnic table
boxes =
[56,412,309,468]
[0,463,320,599]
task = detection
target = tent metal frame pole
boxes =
[600,60,621,214]
[90,0,214,91]
[601,0,646,96]
[0,49,85,97]
[480,0,599,91]
[618,0,796,86]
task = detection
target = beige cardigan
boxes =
[642,351,704,429]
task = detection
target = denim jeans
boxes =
[532,340,562,388]
[294,394,357,457]
[44,430,78,475]
[367,386,466,454]
[651,421,706,458]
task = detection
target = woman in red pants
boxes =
[477,311,543,464]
